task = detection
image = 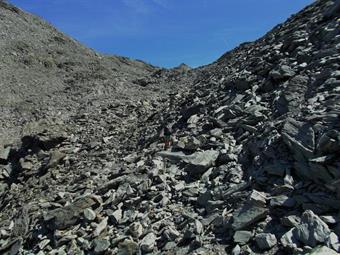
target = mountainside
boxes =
[0,0,339,254]
[0,1,193,144]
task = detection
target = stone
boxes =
[281,215,301,227]
[270,195,296,208]
[282,118,315,160]
[269,65,295,80]
[233,231,253,244]
[111,208,123,224]
[307,246,339,255]
[326,232,340,252]
[140,232,157,252]
[231,244,241,255]
[320,216,338,224]
[194,220,204,235]
[118,240,138,255]
[248,190,267,207]
[294,210,331,246]
[163,226,181,241]
[93,239,110,254]
[232,205,268,230]
[183,150,220,170]
[255,233,277,250]
[94,217,108,237]
[129,222,143,238]
[44,196,97,230]
[0,146,10,163]
[83,208,96,221]
[46,150,66,169]
[280,228,298,249]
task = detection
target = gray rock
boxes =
[326,232,340,252]
[111,208,123,224]
[93,239,110,254]
[233,231,253,244]
[175,136,201,150]
[46,150,66,169]
[280,228,298,249]
[94,217,108,237]
[163,226,181,241]
[320,216,338,224]
[232,205,268,230]
[157,150,219,171]
[294,210,331,246]
[118,239,138,255]
[44,196,97,229]
[129,222,143,238]
[307,245,339,255]
[231,244,241,255]
[0,146,10,163]
[83,208,96,221]
[282,215,301,227]
[269,65,295,80]
[282,118,315,161]
[270,195,296,208]
[140,232,157,252]
[183,150,220,169]
[255,233,277,250]
[248,190,267,207]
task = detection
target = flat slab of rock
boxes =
[232,205,268,230]
[270,195,295,208]
[282,117,314,160]
[233,231,253,244]
[156,151,188,162]
[157,150,219,174]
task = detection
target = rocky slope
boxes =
[0,0,339,254]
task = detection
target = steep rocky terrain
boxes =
[0,0,339,254]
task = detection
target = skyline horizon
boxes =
[9,0,314,68]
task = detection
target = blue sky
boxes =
[10,0,314,68]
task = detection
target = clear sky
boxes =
[9,0,314,68]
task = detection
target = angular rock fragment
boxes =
[0,146,11,164]
[255,233,277,250]
[294,210,331,247]
[93,239,110,254]
[280,228,299,249]
[270,195,295,208]
[44,196,98,230]
[83,208,96,221]
[140,232,157,253]
[233,231,253,244]
[94,217,108,237]
[248,190,267,207]
[307,246,339,255]
[232,205,268,230]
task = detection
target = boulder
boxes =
[294,210,331,247]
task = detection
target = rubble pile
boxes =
[0,0,339,254]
